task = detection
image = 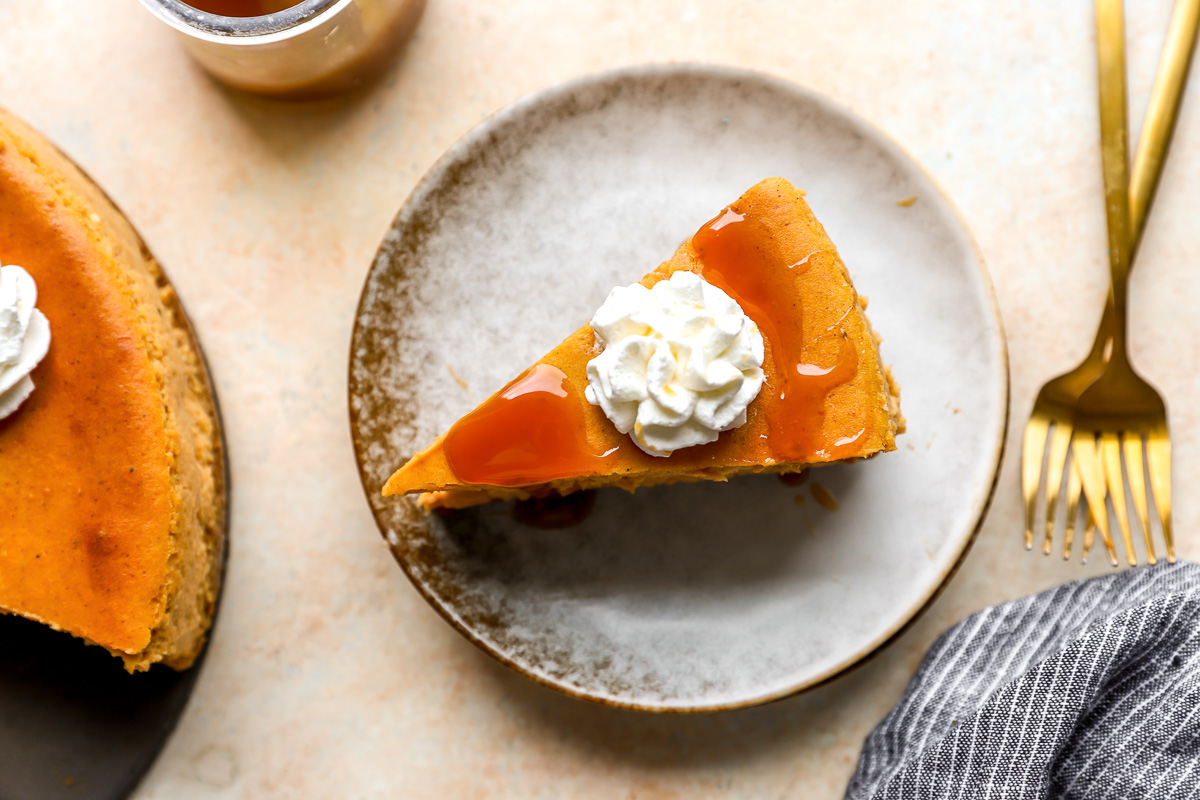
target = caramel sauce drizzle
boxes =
[692,206,858,461]
[442,363,607,486]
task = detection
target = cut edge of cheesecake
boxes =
[0,109,226,672]
[384,177,904,511]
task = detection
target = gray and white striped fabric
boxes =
[846,561,1200,799]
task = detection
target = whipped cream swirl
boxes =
[0,265,51,420]
[584,270,765,457]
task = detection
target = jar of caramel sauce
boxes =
[139,0,426,98]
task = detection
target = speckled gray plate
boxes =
[349,63,1008,712]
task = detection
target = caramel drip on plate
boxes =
[692,206,858,461]
[778,469,810,486]
[511,490,597,528]
[810,483,840,511]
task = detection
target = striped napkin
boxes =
[846,561,1200,799]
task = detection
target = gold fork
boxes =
[1022,0,1200,564]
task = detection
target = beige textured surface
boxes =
[2,0,1198,796]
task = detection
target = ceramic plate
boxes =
[350,63,1008,712]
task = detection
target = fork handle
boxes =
[1091,0,1199,363]
[1131,0,1200,255]
[1096,0,1133,358]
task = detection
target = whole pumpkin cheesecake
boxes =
[0,108,226,672]
[385,178,903,510]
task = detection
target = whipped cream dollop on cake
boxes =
[0,264,51,420]
[584,270,765,457]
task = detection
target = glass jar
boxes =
[138,0,426,99]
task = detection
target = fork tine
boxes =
[1101,432,1137,565]
[1074,432,1119,566]
[1147,425,1174,563]
[1022,415,1052,550]
[1123,433,1155,564]
[1043,424,1073,554]
[1063,456,1085,560]
[1083,502,1098,559]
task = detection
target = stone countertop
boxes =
[3,1,1198,797]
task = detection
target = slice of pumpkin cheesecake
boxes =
[384,177,903,510]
